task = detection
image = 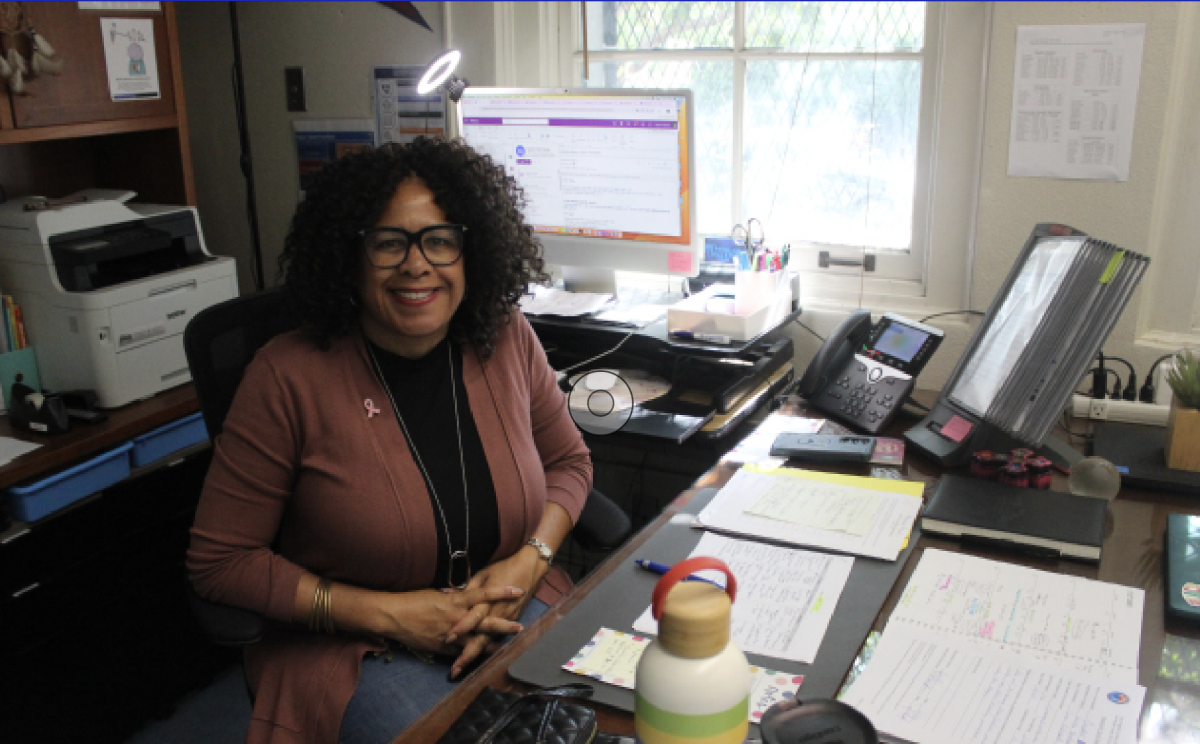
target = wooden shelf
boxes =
[0,114,180,146]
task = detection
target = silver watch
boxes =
[525,537,553,564]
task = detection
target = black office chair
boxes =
[183,288,630,646]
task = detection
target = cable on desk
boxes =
[1060,410,1093,442]
[793,318,825,342]
[1102,354,1138,400]
[1077,367,1121,397]
[1140,353,1176,402]
[917,310,985,324]
[556,327,640,377]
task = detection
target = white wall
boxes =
[177,1,447,292]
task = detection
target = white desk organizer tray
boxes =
[667,280,792,342]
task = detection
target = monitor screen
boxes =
[457,88,699,286]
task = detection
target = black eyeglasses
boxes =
[359,224,468,268]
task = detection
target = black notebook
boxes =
[921,475,1107,563]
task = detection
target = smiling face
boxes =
[358,178,466,358]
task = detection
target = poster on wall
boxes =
[100,17,161,101]
[373,66,445,145]
[1007,23,1145,181]
[293,120,376,201]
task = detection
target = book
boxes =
[920,474,1106,562]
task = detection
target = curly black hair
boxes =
[278,136,547,358]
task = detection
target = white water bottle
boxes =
[635,557,749,744]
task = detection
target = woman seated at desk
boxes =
[187,137,592,744]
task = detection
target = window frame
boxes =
[538,1,989,314]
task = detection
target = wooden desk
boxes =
[393,397,1200,744]
[0,383,199,491]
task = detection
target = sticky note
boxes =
[668,251,692,273]
[563,627,804,723]
[940,414,974,443]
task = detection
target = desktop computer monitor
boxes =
[456,87,699,294]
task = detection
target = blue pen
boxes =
[635,559,725,589]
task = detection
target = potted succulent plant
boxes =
[1165,349,1200,471]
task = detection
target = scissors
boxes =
[731,218,765,261]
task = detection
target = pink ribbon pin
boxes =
[364,398,381,418]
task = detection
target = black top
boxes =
[368,337,499,589]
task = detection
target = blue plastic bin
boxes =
[130,411,209,467]
[6,443,133,522]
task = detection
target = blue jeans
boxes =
[338,598,548,744]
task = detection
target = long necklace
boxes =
[366,341,471,590]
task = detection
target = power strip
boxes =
[1070,394,1170,426]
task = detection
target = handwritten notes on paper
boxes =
[889,548,1144,682]
[841,549,1147,744]
[744,476,881,536]
[563,627,805,724]
[841,625,1145,744]
[631,532,854,663]
[696,466,923,561]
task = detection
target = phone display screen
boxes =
[872,324,931,364]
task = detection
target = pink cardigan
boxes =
[187,313,591,744]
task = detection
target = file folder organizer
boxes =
[906,223,1148,466]
[6,443,133,522]
[507,487,918,737]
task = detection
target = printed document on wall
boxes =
[101,17,161,101]
[1007,23,1145,181]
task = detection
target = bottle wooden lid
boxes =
[658,581,732,658]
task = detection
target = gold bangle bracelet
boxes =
[309,577,336,634]
[322,579,336,634]
[308,577,324,633]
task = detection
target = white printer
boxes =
[0,189,238,408]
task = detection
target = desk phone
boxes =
[796,311,944,434]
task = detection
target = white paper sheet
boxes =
[631,532,854,663]
[1007,23,1146,181]
[889,549,1144,683]
[841,624,1145,744]
[695,467,923,561]
[519,286,613,316]
[0,436,42,467]
[101,17,161,102]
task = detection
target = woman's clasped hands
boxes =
[443,546,549,678]
[379,584,527,668]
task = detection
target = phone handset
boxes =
[795,309,873,398]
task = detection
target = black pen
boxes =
[635,559,725,588]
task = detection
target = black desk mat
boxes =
[509,486,918,726]
[1093,422,1200,495]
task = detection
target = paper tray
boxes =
[130,411,208,467]
[667,283,791,341]
[6,443,133,522]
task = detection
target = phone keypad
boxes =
[818,358,913,434]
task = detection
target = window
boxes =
[562,2,987,308]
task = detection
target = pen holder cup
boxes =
[734,270,786,316]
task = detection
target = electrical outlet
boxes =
[1088,399,1108,420]
[285,66,306,112]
